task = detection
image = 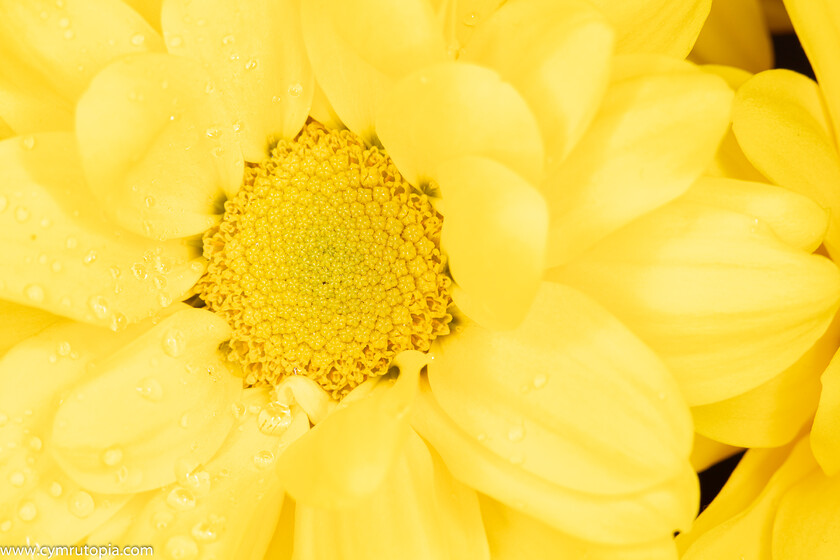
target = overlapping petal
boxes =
[552,198,840,406]
[76,53,243,240]
[0,300,59,357]
[690,0,773,73]
[811,347,840,475]
[301,0,446,141]
[544,57,732,267]
[0,133,205,328]
[773,467,840,559]
[162,0,313,161]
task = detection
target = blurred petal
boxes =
[431,0,504,54]
[552,200,840,406]
[0,133,205,328]
[0,56,74,136]
[123,0,164,30]
[690,0,773,73]
[277,351,426,509]
[376,62,544,187]
[680,437,817,560]
[117,387,308,560]
[440,156,547,330]
[773,468,840,559]
[544,58,732,267]
[692,312,840,447]
[689,434,741,473]
[162,0,312,161]
[0,300,60,357]
[763,0,793,33]
[810,345,840,475]
[585,0,711,57]
[301,0,446,140]
[783,0,840,137]
[461,0,613,162]
[732,68,840,256]
[480,496,678,560]
[263,495,295,560]
[293,430,490,560]
[51,308,241,494]
[76,53,243,240]
[0,0,164,101]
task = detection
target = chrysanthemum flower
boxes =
[677,0,840,557]
[1,0,835,559]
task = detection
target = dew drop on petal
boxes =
[136,377,163,401]
[18,502,37,522]
[68,491,95,518]
[130,33,145,46]
[88,295,109,319]
[257,402,292,435]
[252,450,275,469]
[15,206,30,222]
[287,83,302,97]
[532,374,548,389]
[101,447,124,466]
[21,136,35,150]
[49,482,63,497]
[166,487,196,511]
[164,535,198,560]
[191,521,218,542]
[9,472,25,488]
[153,510,174,530]
[507,425,525,442]
[24,284,45,303]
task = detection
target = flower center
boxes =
[197,121,451,398]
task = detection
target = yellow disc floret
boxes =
[197,121,451,398]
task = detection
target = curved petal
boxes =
[732,68,840,256]
[811,345,840,475]
[162,0,313,161]
[692,313,840,447]
[689,434,741,473]
[461,0,614,163]
[376,62,544,187]
[123,0,164,30]
[293,430,490,560]
[116,387,308,560]
[429,282,691,496]
[0,133,205,328]
[0,56,74,136]
[773,468,840,559]
[301,0,446,141]
[544,58,732,267]
[0,0,164,101]
[50,308,242,494]
[552,200,840,406]
[0,300,60,357]
[586,0,711,57]
[689,0,773,73]
[413,376,699,545]
[480,496,679,560]
[783,0,840,137]
[440,156,547,330]
[431,0,504,54]
[276,351,427,509]
[76,53,243,240]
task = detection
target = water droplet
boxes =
[145,196,156,208]
[65,236,78,249]
[57,341,71,356]
[40,217,52,228]
[166,487,196,511]
[18,502,37,522]
[82,250,97,265]
[230,402,245,418]
[244,58,258,70]
[49,481,63,497]
[462,12,478,26]
[9,472,25,487]
[136,377,164,402]
[168,35,183,48]
[257,402,292,435]
[288,83,302,97]
[24,284,45,303]
[532,374,548,389]
[102,447,124,466]
[191,520,219,542]
[88,295,109,319]
[253,450,275,469]
[15,206,30,222]
[162,329,186,357]
[63,29,75,40]
[153,510,174,530]
[153,275,168,289]
[131,263,148,280]
[179,413,190,428]
[28,436,42,451]
[130,33,145,46]
[164,535,198,560]
[69,491,95,518]
[21,136,36,150]
[507,425,525,442]
[58,17,70,28]
[221,34,235,45]
[0,520,9,532]
[205,127,220,139]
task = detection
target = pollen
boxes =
[197,121,452,398]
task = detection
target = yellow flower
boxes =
[677,0,840,558]
[0,0,833,559]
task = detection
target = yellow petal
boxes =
[0,133,205,328]
[676,439,797,554]
[0,0,164,100]
[692,312,840,447]
[76,53,243,240]
[783,0,840,137]
[689,0,773,73]
[263,496,295,560]
[689,434,742,473]
[293,430,490,560]
[480,496,679,560]
[810,344,840,475]
[310,79,343,131]
[773,468,840,559]
[585,0,711,57]
[680,437,817,560]
[376,62,544,187]
[123,0,163,30]
[276,351,426,509]
[552,200,840,406]
[51,308,242,494]
[431,0,505,54]
[116,387,308,560]
[413,376,699,545]
[0,300,60,357]
[763,0,793,33]
[461,0,614,162]
[732,68,840,257]
[82,495,154,547]
[161,0,312,161]
[301,0,446,141]
[681,176,829,253]
[0,57,74,136]
[439,156,547,330]
[430,282,691,496]
[544,58,732,267]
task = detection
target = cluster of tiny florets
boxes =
[197,121,451,397]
